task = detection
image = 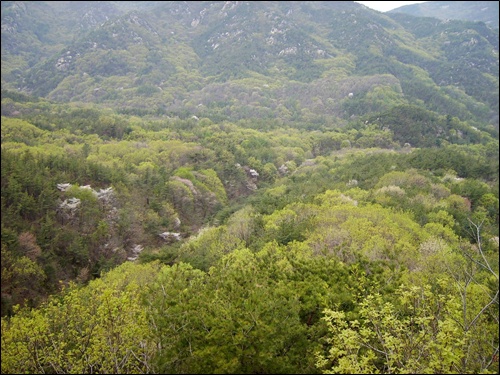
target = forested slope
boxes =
[1,1,498,374]
[1,92,498,373]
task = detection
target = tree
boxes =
[1,261,161,374]
[317,283,465,374]
[1,243,46,316]
[446,219,499,373]
[226,205,259,247]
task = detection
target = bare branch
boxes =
[466,218,498,280]
[466,290,499,331]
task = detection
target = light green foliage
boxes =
[375,169,432,195]
[226,205,259,246]
[317,54,356,79]
[263,204,318,245]
[165,167,227,225]
[1,261,162,374]
[143,209,163,235]
[478,193,499,226]
[194,169,228,205]
[427,210,455,228]
[260,162,278,183]
[265,194,429,272]
[1,117,45,144]
[354,127,398,149]
[142,262,206,373]
[64,185,98,203]
[317,283,465,374]
[2,221,497,374]
[177,226,246,271]
[422,222,461,247]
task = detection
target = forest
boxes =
[1,89,498,373]
[1,1,499,374]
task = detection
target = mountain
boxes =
[389,1,499,29]
[1,4,498,371]
[2,1,498,131]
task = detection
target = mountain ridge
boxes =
[1,1,498,130]
[390,1,499,29]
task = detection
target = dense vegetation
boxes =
[1,1,498,374]
[1,91,498,373]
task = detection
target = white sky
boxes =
[355,1,428,12]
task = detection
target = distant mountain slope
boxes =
[1,1,498,129]
[389,1,499,29]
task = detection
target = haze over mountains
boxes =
[389,1,499,29]
[1,1,498,131]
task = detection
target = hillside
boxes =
[390,1,499,29]
[2,1,498,129]
[1,2,499,374]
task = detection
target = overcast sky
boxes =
[354,1,428,12]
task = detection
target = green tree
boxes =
[1,261,161,374]
[317,283,465,374]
